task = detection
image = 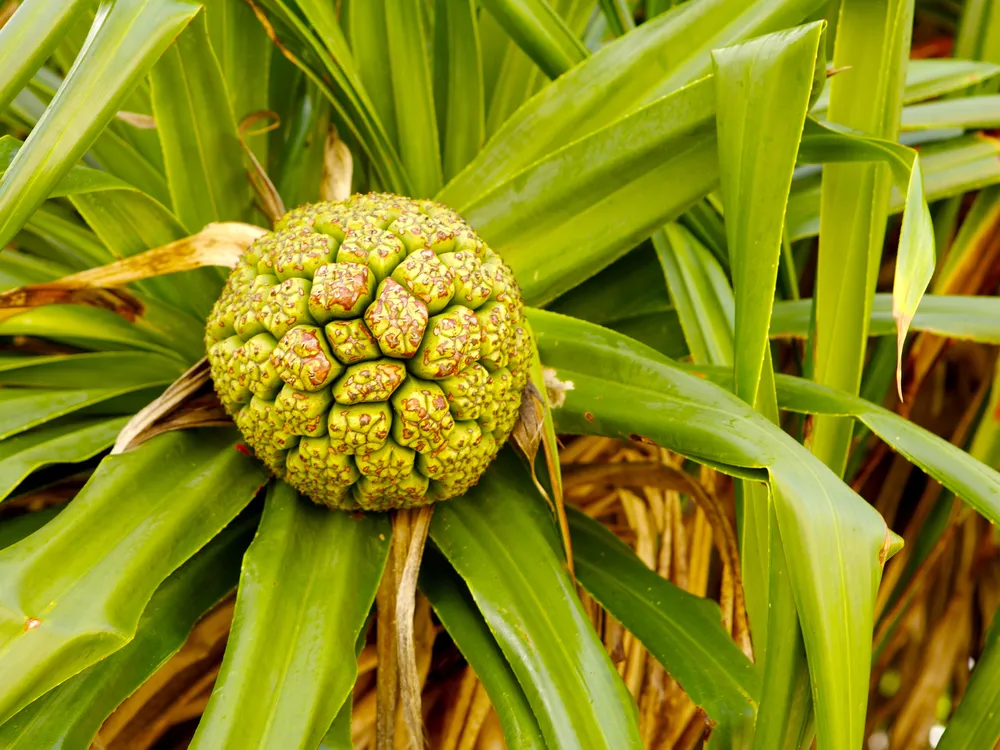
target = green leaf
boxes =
[677,360,1000,537]
[72,190,222,320]
[86,125,172,207]
[0,0,201,251]
[954,0,1000,66]
[483,0,589,137]
[0,510,257,750]
[0,249,69,290]
[710,34,823,746]
[0,306,190,362]
[348,1,398,150]
[712,23,822,406]
[150,11,252,231]
[272,80,331,208]
[810,58,1000,115]
[0,137,208,319]
[0,134,138,200]
[383,0,443,198]
[0,509,62,553]
[788,133,1000,241]
[420,547,546,750]
[21,203,113,269]
[262,0,409,193]
[439,0,826,208]
[5,70,170,207]
[548,244,671,324]
[191,482,390,750]
[0,0,96,113]
[0,96,218,321]
[434,0,484,182]
[204,0,273,164]
[810,0,915,478]
[0,351,185,388]
[0,428,266,725]
[465,77,718,305]
[0,386,167,444]
[771,293,1000,342]
[568,508,758,733]
[478,0,588,79]
[431,453,643,749]
[652,224,734,365]
[597,0,635,36]
[529,309,889,750]
[0,416,129,503]
[901,95,1000,131]
[798,119,935,389]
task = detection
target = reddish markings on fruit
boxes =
[24,618,41,632]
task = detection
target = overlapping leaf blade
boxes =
[0,429,266,725]
[430,453,643,749]
[420,547,546,750]
[438,0,826,208]
[529,310,889,750]
[0,0,200,250]
[150,11,252,231]
[0,511,257,749]
[191,482,390,750]
[568,508,758,735]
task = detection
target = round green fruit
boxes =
[205,193,531,511]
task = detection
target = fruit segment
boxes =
[205,193,530,510]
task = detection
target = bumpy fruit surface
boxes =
[205,193,531,511]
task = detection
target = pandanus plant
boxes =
[2,0,1000,748]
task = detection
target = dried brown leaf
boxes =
[0,286,143,322]
[321,127,354,202]
[395,506,433,750]
[0,222,265,321]
[116,111,157,129]
[0,2,17,28]
[891,591,971,748]
[112,358,212,454]
[456,682,491,750]
[439,667,478,750]
[376,544,400,750]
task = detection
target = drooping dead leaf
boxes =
[376,532,401,750]
[112,358,213,454]
[0,285,143,322]
[394,506,434,750]
[321,127,354,202]
[239,111,285,225]
[0,222,265,322]
[129,394,232,445]
[511,381,548,503]
[519,333,573,574]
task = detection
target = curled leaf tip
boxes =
[880,527,905,566]
[894,310,912,403]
